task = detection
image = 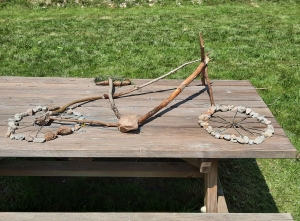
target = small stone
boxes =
[42,106,48,111]
[243,136,249,144]
[264,131,273,137]
[206,126,213,133]
[236,137,245,144]
[267,125,274,133]
[33,106,42,113]
[10,134,15,140]
[230,134,236,140]
[25,135,34,142]
[200,122,209,128]
[118,115,139,133]
[33,138,46,143]
[228,105,234,110]
[200,206,206,213]
[246,108,252,114]
[14,134,25,141]
[215,133,221,139]
[8,121,17,129]
[221,105,229,112]
[264,119,271,125]
[237,106,246,113]
[249,111,256,116]
[198,114,210,122]
[257,116,265,122]
[254,136,265,144]
[220,134,224,139]
[48,105,60,111]
[252,112,259,118]
[26,108,34,116]
[57,126,73,135]
[215,104,222,111]
[249,140,254,145]
[210,131,216,136]
[7,118,16,122]
[20,112,28,117]
[14,113,22,121]
[207,106,216,115]
[66,109,73,115]
[232,139,237,143]
[231,106,238,112]
[223,135,231,141]
[44,132,57,141]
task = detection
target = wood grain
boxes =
[0,213,294,221]
[0,77,297,159]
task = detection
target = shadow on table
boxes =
[219,158,279,213]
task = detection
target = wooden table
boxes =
[0,77,297,215]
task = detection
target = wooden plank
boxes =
[217,177,228,213]
[0,160,204,178]
[0,78,297,159]
[204,159,218,213]
[0,213,294,221]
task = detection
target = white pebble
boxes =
[33,138,46,143]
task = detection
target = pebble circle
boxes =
[198,105,274,145]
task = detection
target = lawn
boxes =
[0,0,299,220]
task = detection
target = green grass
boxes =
[0,0,300,220]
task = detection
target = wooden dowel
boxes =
[138,58,209,125]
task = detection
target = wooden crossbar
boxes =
[0,160,204,178]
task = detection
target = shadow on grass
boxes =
[219,158,279,213]
[0,158,278,213]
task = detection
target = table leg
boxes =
[204,158,218,213]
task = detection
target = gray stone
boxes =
[7,118,16,122]
[221,106,229,112]
[267,125,274,133]
[10,134,15,140]
[230,134,236,140]
[254,136,265,144]
[215,133,221,139]
[223,135,231,141]
[33,138,46,143]
[215,104,222,111]
[252,112,259,118]
[264,131,273,137]
[257,116,265,122]
[236,137,245,144]
[66,109,73,115]
[249,140,254,145]
[14,113,22,121]
[8,121,17,129]
[243,136,249,144]
[264,119,272,125]
[237,106,246,113]
[20,112,28,117]
[14,134,25,140]
[78,116,85,121]
[206,126,213,133]
[25,136,34,142]
[42,106,48,111]
[33,106,42,113]
[246,108,252,115]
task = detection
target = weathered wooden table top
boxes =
[0,77,297,159]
